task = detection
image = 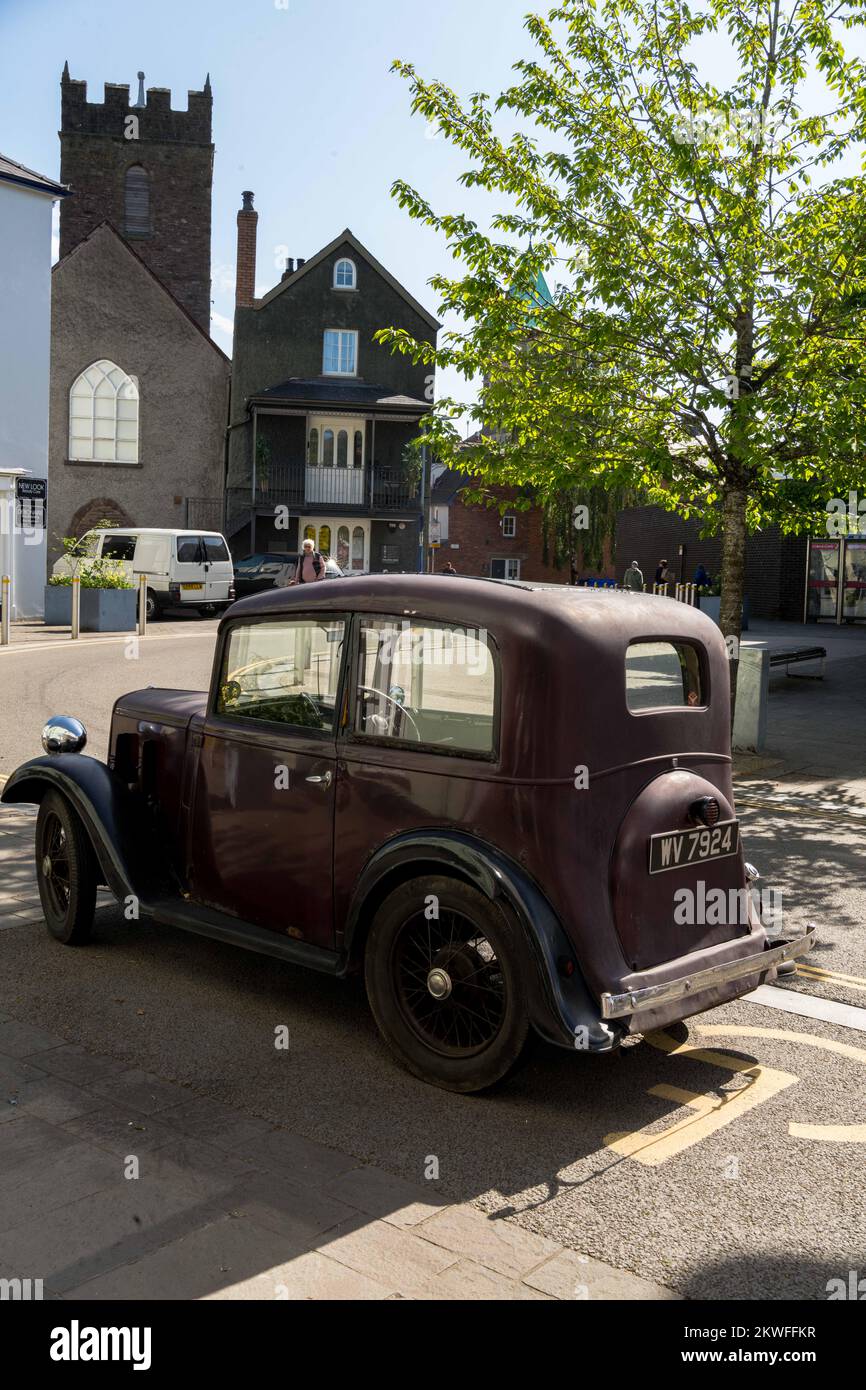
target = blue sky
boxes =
[3,0,864,419]
[1,0,540,411]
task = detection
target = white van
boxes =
[52,528,236,620]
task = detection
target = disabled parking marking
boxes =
[698,1025,866,1143]
[604,1024,866,1165]
[603,1032,798,1167]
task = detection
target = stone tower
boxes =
[58,63,214,331]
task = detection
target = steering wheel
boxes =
[358,685,422,742]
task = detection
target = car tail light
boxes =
[689,796,720,826]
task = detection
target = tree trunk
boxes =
[719,485,747,723]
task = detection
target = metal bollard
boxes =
[71,575,80,640]
[1,575,10,645]
[138,573,147,636]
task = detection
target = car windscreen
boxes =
[625,641,704,711]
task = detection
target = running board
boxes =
[147,896,343,975]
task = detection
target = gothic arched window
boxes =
[69,360,139,463]
[124,165,150,236]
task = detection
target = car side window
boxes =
[353,617,497,755]
[101,535,137,561]
[216,618,346,731]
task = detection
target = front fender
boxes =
[1,755,158,905]
[343,829,622,1054]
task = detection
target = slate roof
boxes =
[251,378,430,411]
[0,152,69,198]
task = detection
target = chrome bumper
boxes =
[600,926,817,1021]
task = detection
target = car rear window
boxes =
[626,641,704,711]
[204,536,230,562]
[176,535,203,563]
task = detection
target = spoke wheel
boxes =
[35,790,98,945]
[365,876,530,1092]
[393,908,506,1057]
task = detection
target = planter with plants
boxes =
[45,530,137,632]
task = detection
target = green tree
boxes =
[380,0,866,703]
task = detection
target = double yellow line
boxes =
[797,962,866,994]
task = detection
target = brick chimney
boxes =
[235,190,258,308]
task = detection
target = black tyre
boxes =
[35,791,98,944]
[144,589,161,621]
[364,876,530,1092]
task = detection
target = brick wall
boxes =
[615,503,808,618]
[235,194,257,309]
[440,486,615,582]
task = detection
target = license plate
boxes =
[181,583,203,591]
[648,820,739,874]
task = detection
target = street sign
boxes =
[16,477,47,500]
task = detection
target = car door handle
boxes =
[305,771,332,788]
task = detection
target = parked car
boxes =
[232,550,343,598]
[1,577,815,1092]
[52,528,235,620]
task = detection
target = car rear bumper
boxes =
[600,925,817,1021]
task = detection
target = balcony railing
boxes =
[226,460,421,528]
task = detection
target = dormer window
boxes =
[334,258,356,290]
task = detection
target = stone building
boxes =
[47,67,229,561]
[225,197,439,573]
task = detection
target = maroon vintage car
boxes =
[2,576,814,1091]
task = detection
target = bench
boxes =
[768,646,827,679]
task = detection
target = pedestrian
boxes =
[623,559,644,591]
[440,562,457,575]
[694,563,711,589]
[291,537,326,584]
[654,558,669,586]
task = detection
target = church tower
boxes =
[58,64,214,332]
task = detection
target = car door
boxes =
[202,534,233,603]
[174,533,206,601]
[187,612,347,948]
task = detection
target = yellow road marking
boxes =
[696,1024,866,1144]
[0,630,217,656]
[605,1022,866,1164]
[797,962,866,991]
[604,1030,798,1166]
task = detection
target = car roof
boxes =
[90,528,226,537]
[224,572,724,648]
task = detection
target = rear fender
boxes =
[343,830,622,1053]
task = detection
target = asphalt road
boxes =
[1,622,865,1299]
[0,615,220,775]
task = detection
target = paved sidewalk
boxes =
[0,804,677,1301]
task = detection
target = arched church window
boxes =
[69,360,139,464]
